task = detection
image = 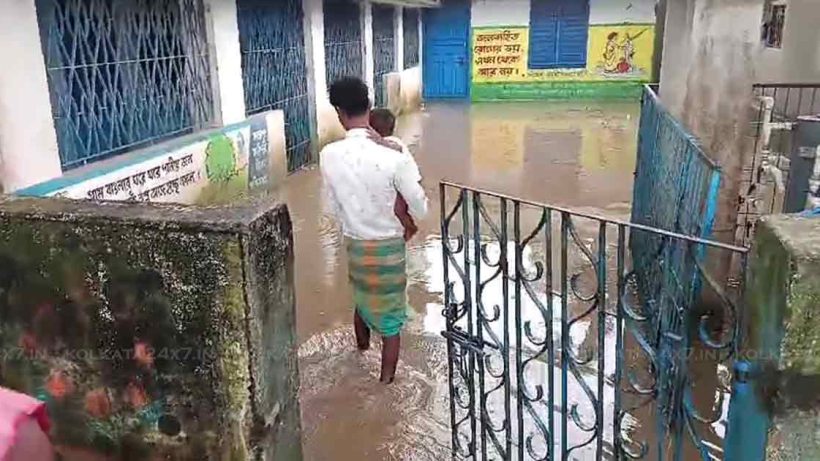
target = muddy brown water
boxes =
[282,101,680,460]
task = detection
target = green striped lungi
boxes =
[346,237,408,337]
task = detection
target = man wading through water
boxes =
[320,77,428,384]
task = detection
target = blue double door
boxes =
[423,0,471,99]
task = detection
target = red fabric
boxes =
[0,387,51,459]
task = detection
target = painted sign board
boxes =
[16,110,287,205]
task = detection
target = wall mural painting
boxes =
[472,25,655,84]
[600,28,650,75]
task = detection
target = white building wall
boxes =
[471,0,656,27]
[204,0,247,125]
[363,1,376,98]
[756,0,820,83]
[0,0,63,192]
[396,7,405,71]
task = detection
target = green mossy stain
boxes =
[781,267,820,375]
[219,239,251,460]
[205,134,238,184]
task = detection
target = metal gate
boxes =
[237,0,312,172]
[373,4,396,107]
[439,181,749,460]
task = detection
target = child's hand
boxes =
[366,128,402,152]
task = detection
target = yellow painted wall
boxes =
[472,24,655,83]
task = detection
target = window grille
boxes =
[238,0,312,171]
[35,0,215,170]
[373,5,396,107]
[324,0,364,85]
[403,8,420,69]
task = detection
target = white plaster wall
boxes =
[658,0,764,249]
[471,0,656,27]
[266,110,289,185]
[0,0,63,192]
[363,1,376,98]
[204,0,247,125]
[756,0,820,83]
[589,0,656,24]
[472,0,530,27]
[400,67,423,112]
[304,0,345,147]
[396,6,406,70]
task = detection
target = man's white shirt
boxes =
[320,129,428,240]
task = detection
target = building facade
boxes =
[423,0,657,101]
[0,0,430,198]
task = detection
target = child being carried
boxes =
[369,108,419,241]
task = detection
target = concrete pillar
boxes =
[396,6,405,72]
[204,0,247,125]
[362,1,375,98]
[302,0,324,157]
[729,215,820,460]
[657,0,764,265]
[0,0,63,192]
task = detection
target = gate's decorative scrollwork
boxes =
[440,182,748,461]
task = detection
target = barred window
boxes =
[761,1,787,49]
[35,0,215,170]
[372,5,396,107]
[324,0,364,85]
[237,0,311,171]
[403,8,420,69]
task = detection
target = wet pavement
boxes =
[282,101,642,460]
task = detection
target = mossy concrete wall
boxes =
[745,215,820,460]
[0,197,301,460]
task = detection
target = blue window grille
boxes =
[237,0,312,172]
[35,0,215,170]
[403,8,420,69]
[373,5,396,107]
[324,0,363,85]
[528,0,590,69]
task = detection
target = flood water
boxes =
[282,101,643,460]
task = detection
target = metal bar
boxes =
[560,212,570,460]
[613,225,626,461]
[513,201,523,459]
[471,192,486,460]
[464,189,477,459]
[440,181,749,253]
[596,222,607,460]
[499,196,512,459]
[641,85,720,169]
[545,210,555,461]
[753,82,820,89]
[439,183,459,459]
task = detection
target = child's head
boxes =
[370,108,396,137]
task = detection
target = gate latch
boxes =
[441,326,499,357]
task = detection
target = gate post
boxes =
[725,215,820,460]
[724,361,769,461]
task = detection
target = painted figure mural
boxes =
[601,29,648,75]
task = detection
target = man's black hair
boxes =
[329,76,370,116]
[370,108,396,137]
